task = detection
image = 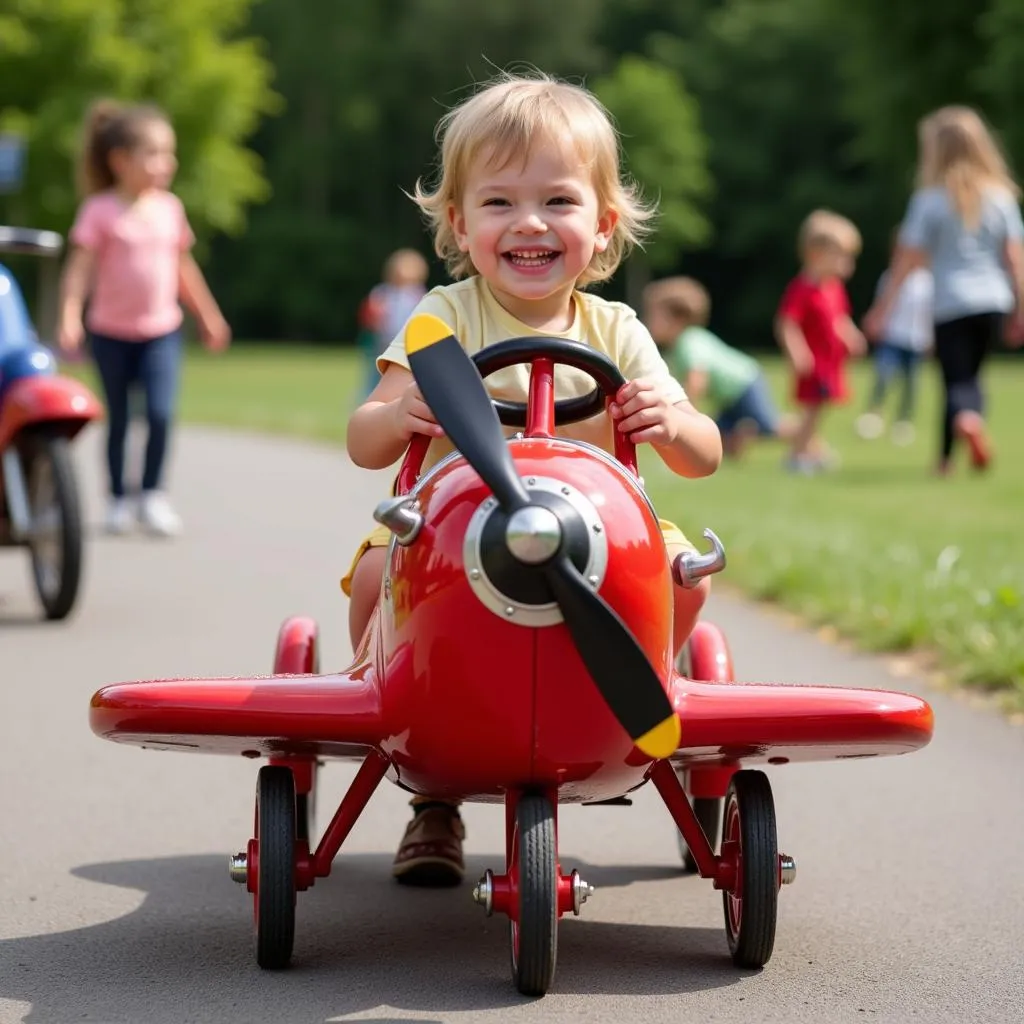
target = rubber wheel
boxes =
[722,770,778,968]
[254,765,297,969]
[509,793,558,997]
[679,796,722,874]
[25,435,83,620]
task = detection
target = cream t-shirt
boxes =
[376,276,687,471]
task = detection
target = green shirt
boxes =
[670,325,759,407]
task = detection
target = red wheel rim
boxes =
[724,794,743,936]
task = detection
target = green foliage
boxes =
[0,0,279,240]
[592,55,712,269]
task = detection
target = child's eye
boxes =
[482,197,510,207]
[548,196,577,206]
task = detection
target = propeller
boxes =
[404,313,681,760]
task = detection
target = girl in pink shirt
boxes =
[58,100,230,536]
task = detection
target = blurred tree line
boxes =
[4,0,1024,348]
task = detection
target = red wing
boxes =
[669,676,934,768]
[89,663,383,760]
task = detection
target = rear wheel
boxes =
[26,435,83,620]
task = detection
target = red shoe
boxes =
[954,411,992,470]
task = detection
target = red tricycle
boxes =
[89,313,934,996]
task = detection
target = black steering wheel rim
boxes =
[470,336,627,428]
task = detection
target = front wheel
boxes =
[25,435,83,620]
[509,793,558,997]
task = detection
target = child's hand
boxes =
[393,380,444,441]
[609,378,680,445]
[200,314,231,352]
[862,305,887,342]
[58,317,84,354]
[845,325,867,356]
[789,347,814,376]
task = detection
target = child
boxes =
[856,233,933,445]
[343,71,723,887]
[358,248,430,401]
[57,99,230,536]
[643,275,795,458]
[775,209,866,474]
[864,105,1024,474]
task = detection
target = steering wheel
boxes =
[396,336,636,494]
[472,336,626,427]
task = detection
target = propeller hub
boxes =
[505,506,562,564]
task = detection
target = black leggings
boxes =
[933,312,1004,460]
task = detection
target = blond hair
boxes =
[642,276,710,327]
[798,209,862,259]
[916,105,1020,231]
[76,98,169,196]
[411,70,655,286]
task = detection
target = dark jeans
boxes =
[933,312,1003,460]
[89,330,182,498]
[867,342,921,422]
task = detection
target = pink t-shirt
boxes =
[69,190,194,341]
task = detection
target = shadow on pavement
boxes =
[0,852,745,1023]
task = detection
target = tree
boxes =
[0,0,278,242]
[592,55,712,307]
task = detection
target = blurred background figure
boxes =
[865,105,1024,476]
[358,248,429,401]
[856,230,933,446]
[56,100,230,537]
[643,275,795,458]
[775,209,865,474]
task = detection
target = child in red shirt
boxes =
[775,209,865,473]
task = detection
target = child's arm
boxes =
[774,315,814,375]
[346,364,444,469]
[610,380,721,479]
[837,315,866,355]
[56,246,95,353]
[179,253,231,351]
[864,246,928,339]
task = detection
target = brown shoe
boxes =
[392,803,465,886]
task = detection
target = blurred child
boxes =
[775,209,865,473]
[57,99,230,536]
[856,233,933,445]
[358,249,429,400]
[343,71,722,887]
[864,105,1024,474]
[643,275,795,458]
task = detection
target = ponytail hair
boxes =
[75,98,169,196]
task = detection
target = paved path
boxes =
[1,426,1022,1024]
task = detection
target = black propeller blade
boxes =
[403,313,680,760]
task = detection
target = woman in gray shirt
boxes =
[865,105,1024,475]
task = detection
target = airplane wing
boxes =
[89,662,384,761]
[668,676,934,768]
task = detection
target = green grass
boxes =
[67,343,1024,706]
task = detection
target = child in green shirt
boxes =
[643,276,794,457]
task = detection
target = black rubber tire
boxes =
[255,765,297,969]
[509,793,558,997]
[722,770,778,969]
[681,796,723,874]
[26,435,83,620]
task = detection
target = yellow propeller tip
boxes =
[405,313,453,355]
[635,714,681,760]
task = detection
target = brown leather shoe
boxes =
[392,803,465,886]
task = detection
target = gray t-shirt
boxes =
[898,185,1023,323]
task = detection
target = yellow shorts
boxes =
[339,518,694,597]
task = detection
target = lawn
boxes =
[67,344,1024,707]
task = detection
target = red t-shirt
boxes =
[777,274,851,403]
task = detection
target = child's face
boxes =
[111,119,178,194]
[805,241,855,282]
[447,138,617,324]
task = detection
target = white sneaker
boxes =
[856,412,885,439]
[891,420,915,446]
[105,498,134,535]
[138,491,183,537]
